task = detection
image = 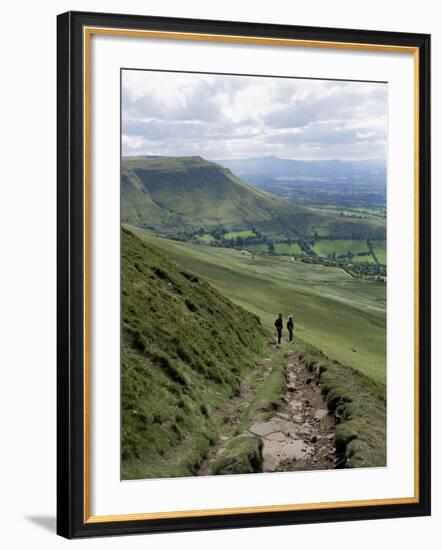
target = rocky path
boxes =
[198,348,336,475]
[249,350,336,472]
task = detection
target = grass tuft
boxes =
[212,436,263,475]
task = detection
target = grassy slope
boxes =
[245,243,269,253]
[121,228,267,479]
[130,227,386,386]
[122,156,386,239]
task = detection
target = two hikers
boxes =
[274,313,295,344]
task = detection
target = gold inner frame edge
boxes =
[82,26,421,524]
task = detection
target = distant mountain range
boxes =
[121,155,385,239]
[216,156,386,184]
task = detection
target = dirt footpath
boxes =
[198,348,336,475]
[248,350,336,472]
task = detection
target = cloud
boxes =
[122,70,387,161]
[264,82,387,131]
[268,122,385,146]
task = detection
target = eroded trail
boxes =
[250,351,336,472]
[197,358,274,476]
[198,348,336,476]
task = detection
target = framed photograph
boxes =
[57,11,431,538]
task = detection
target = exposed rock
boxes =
[314,409,329,421]
[289,400,303,412]
[262,439,312,470]
[266,431,287,442]
[249,421,279,437]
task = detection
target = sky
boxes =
[122,70,387,161]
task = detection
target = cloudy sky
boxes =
[122,70,387,161]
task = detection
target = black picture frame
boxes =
[57,10,431,539]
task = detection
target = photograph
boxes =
[120,69,388,480]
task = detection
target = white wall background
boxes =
[0,0,439,547]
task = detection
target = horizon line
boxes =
[121,154,386,163]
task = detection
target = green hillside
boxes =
[121,156,385,240]
[121,228,267,479]
[122,155,282,228]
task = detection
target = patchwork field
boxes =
[313,239,370,257]
[197,233,216,244]
[346,207,386,219]
[130,226,386,386]
[224,230,256,240]
[273,242,304,255]
[372,240,387,264]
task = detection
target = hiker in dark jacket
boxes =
[287,314,294,342]
[274,313,283,344]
